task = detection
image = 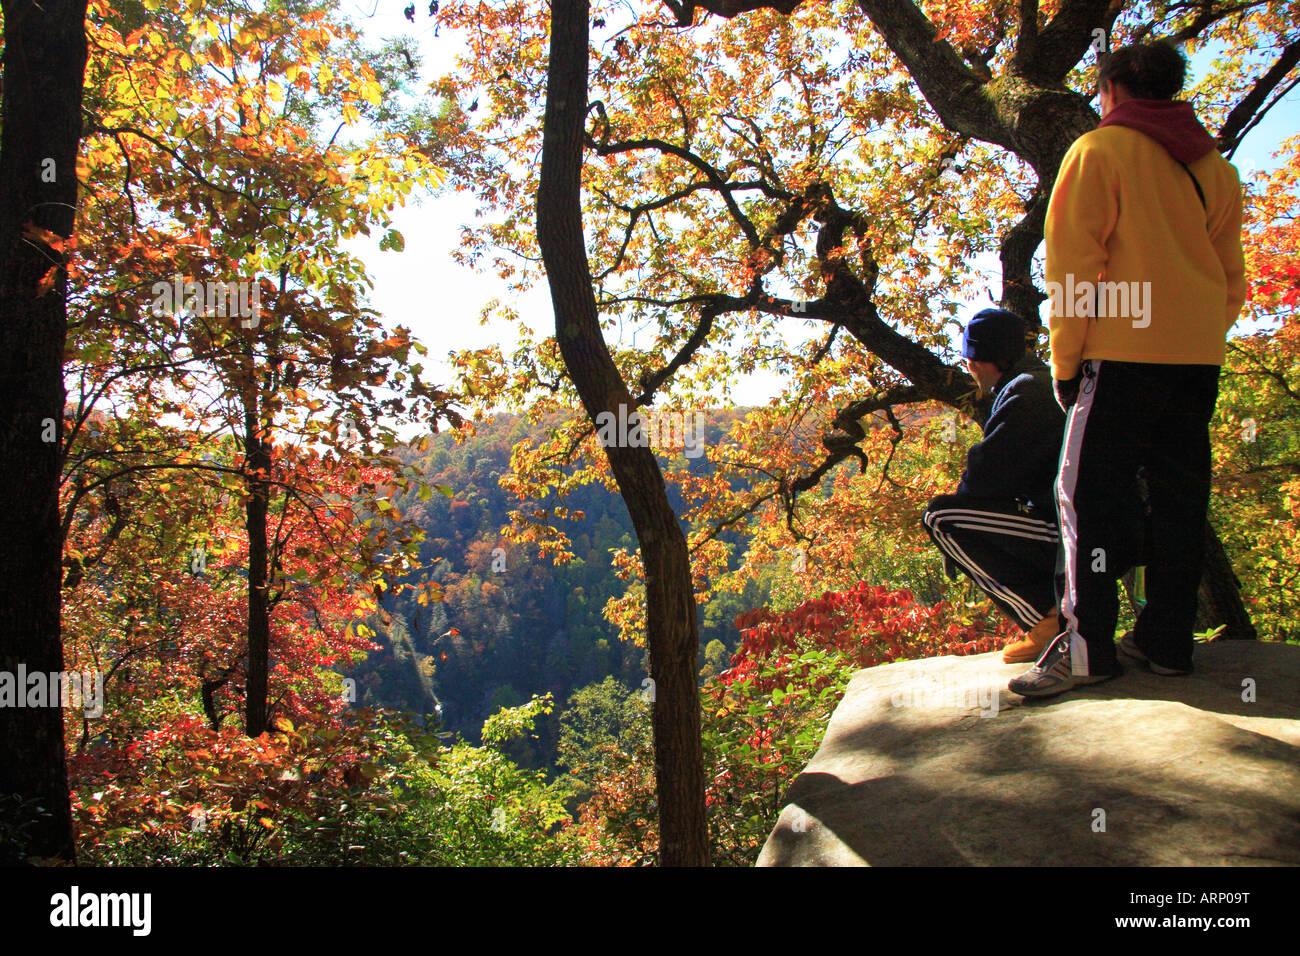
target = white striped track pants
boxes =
[922,494,1059,632]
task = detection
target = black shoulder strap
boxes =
[1179,161,1207,211]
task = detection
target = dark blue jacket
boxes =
[956,354,1065,520]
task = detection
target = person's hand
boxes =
[1054,374,1082,412]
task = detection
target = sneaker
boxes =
[1008,634,1118,698]
[1117,632,1192,676]
[1002,610,1059,664]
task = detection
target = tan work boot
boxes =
[1002,610,1059,664]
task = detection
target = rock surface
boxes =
[756,640,1300,866]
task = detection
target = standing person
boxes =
[922,308,1065,664]
[1009,40,1246,698]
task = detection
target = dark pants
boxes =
[1056,359,1221,675]
[923,494,1059,631]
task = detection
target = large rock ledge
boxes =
[756,641,1300,866]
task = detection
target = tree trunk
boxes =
[1196,521,1256,640]
[1121,515,1255,641]
[244,396,271,737]
[0,0,88,864]
[537,0,709,865]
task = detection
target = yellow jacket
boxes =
[1045,103,1246,381]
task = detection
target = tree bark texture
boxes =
[0,0,89,864]
[243,394,272,738]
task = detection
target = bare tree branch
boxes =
[1218,36,1300,156]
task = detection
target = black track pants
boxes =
[922,494,1059,632]
[1055,359,1221,675]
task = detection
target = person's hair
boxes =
[975,343,1025,374]
[1098,40,1187,100]
[991,345,1026,373]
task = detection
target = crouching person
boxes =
[922,308,1066,663]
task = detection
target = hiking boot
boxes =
[1008,633,1118,698]
[1117,632,1192,676]
[1002,610,1059,664]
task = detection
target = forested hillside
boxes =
[347,409,771,768]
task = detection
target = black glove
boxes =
[1054,374,1082,412]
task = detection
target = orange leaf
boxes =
[35,265,59,297]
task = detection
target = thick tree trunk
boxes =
[1122,518,1254,641]
[1196,521,1256,640]
[537,0,709,865]
[244,398,271,737]
[0,0,89,864]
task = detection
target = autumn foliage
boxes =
[2,0,1296,867]
[729,582,1011,683]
